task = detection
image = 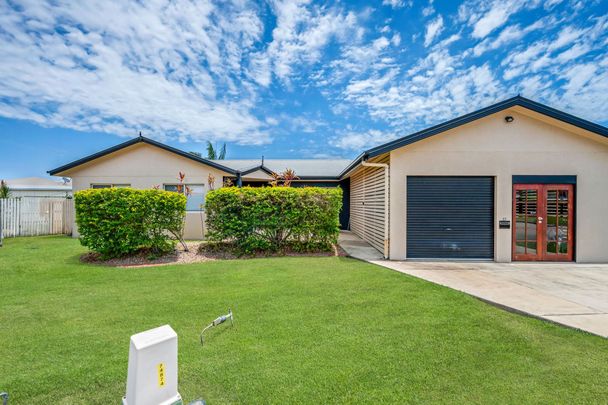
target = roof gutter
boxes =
[338,152,367,179]
[361,159,389,259]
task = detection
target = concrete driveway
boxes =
[339,231,608,337]
[372,260,608,337]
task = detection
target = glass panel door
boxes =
[542,185,573,261]
[513,185,542,260]
[513,184,574,261]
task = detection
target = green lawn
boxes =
[1,237,607,404]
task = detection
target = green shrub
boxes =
[74,188,186,258]
[205,187,342,254]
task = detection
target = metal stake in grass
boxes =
[200,309,233,345]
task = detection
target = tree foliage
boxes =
[0,180,10,198]
[206,141,226,160]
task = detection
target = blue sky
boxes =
[1,0,607,179]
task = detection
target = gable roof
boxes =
[48,136,237,175]
[339,95,608,178]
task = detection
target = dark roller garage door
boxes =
[407,176,494,260]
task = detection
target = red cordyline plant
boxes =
[207,173,216,190]
[171,171,191,251]
[173,171,192,196]
[269,168,299,187]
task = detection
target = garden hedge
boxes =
[74,188,186,258]
[205,187,342,254]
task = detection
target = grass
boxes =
[1,236,607,404]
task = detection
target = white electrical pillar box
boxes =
[122,325,183,405]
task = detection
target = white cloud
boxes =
[373,36,391,50]
[329,1,608,139]
[391,33,402,46]
[500,17,607,83]
[548,26,586,51]
[321,32,399,82]
[248,52,272,87]
[0,0,270,144]
[422,0,435,17]
[0,0,363,145]
[264,0,359,83]
[424,15,444,47]
[472,1,520,39]
[1,0,607,156]
[382,0,412,9]
[519,75,547,95]
[544,0,566,9]
[288,116,327,133]
[330,129,399,150]
[555,43,591,63]
[436,34,461,49]
[342,54,502,134]
[562,63,597,94]
[542,62,608,122]
[266,117,280,126]
[473,19,547,56]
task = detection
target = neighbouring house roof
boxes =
[339,95,608,177]
[48,136,238,176]
[219,159,351,179]
[5,177,72,191]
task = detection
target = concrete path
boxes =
[339,231,384,261]
[338,232,608,337]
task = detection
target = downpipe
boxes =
[361,160,389,259]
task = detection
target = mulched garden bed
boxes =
[198,241,347,260]
[80,242,212,268]
[81,241,346,267]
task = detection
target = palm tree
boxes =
[206,141,226,160]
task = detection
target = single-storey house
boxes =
[49,96,608,263]
[5,177,72,198]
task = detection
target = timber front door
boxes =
[513,184,574,261]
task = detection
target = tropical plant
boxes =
[206,141,226,160]
[176,171,191,197]
[207,173,216,190]
[269,169,299,187]
[0,180,10,198]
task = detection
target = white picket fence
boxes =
[0,197,74,238]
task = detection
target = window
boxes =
[164,184,205,211]
[91,184,131,189]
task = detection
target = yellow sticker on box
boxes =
[157,363,166,387]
